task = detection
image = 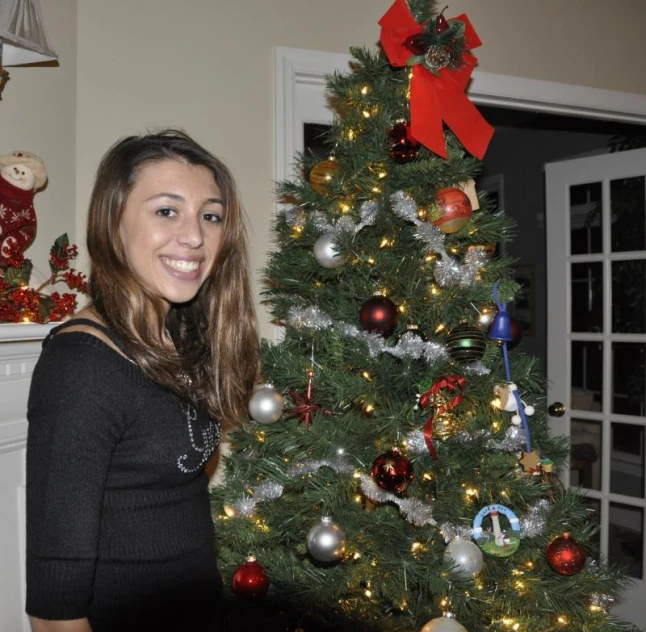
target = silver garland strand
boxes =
[276,204,306,230]
[390,191,488,288]
[440,522,475,543]
[404,424,524,456]
[226,456,353,517]
[359,473,437,526]
[518,499,550,538]
[460,359,490,376]
[288,307,448,366]
[311,200,379,236]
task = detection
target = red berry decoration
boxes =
[403,33,427,56]
[432,187,472,234]
[435,5,450,34]
[360,295,399,337]
[545,534,587,576]
[232,557,270,599]
[387,121,421,164]
[372,448,414,494]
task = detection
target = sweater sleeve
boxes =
[25,336,132,620]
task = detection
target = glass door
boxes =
[546,148,646,627]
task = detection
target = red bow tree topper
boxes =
[379,0,494,159]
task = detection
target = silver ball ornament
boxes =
[420,616,468,632]
[306,516,346,562]
[248,384,284,424]
[443,538,483,579]
[313,233,343,269]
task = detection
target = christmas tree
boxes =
[211,1,636,630]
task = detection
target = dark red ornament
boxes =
[360,295,399,337]
[545,534,587,576]
[487,315,522,350]
[232,557,270,599]
[387,122,421,164]
[432,187,472,234]
[435,5,450,34]
[372,448,414,494]
[403,33,427,56]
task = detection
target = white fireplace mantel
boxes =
[0,321,55,632]
[0,322,55,452]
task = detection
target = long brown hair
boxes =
[86,129,259,427]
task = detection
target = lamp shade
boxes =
[0,0,57,66]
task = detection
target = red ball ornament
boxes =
[360,295,399,337]
[372,448,414,494]
[545,534,587,576]
[387,122,421,164]
[432,187,472,234]
[231,557,270,599]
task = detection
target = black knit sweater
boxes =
[25,322,222,631]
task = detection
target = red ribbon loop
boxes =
[420,375,466,459]
[379,0,494,159]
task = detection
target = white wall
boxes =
[74,0,646,340]
[0,2,76,629]
[2,0,77,287]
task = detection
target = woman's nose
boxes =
[177,214,204,248]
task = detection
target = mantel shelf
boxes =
[0,322,56,344]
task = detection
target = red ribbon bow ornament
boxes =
[379,0,494,159]
[418,375,466,459]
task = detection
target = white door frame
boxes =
[274,46,646,184]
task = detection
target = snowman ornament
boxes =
[0,150,48,268]
[495,382,535,426]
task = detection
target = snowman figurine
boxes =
[494,382,535,426]
[0,150,48,269]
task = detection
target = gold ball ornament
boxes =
[309,159,341,196]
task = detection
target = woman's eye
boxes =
[202,212,222,223]
[156,207,177,218]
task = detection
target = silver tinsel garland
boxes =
[390,191,488,288]
[404,424,525,457]
[226,455,354,517]
[288,306,448,366]
[359,474,437,526]
[278,200,378,236]
[311,200,378,236]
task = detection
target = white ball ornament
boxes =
[306,516,346,562]
[442,538,483,579]
[420,616,468,632]
[248,384,284,425]
[313,233,343,269]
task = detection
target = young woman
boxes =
[26,130,260,632]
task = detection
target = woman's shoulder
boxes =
[38,310,145,383]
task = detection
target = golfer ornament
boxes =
[494,383,535,426]
[248,383,284,424]
[307,516,346,562]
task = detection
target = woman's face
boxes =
[119,159,224,312]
